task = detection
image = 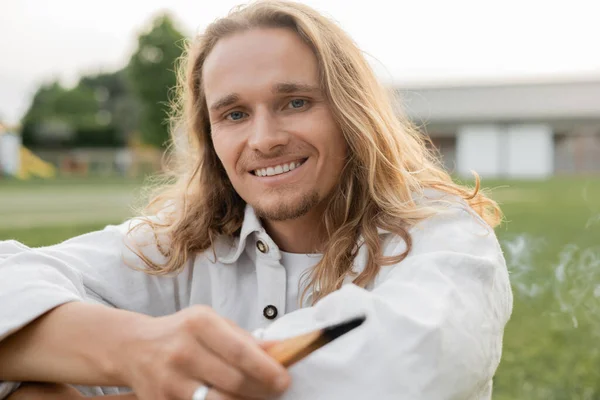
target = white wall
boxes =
[456,125,503,178]
[456,123,553,179]
[506,124,554,178]
[0,133,21,176]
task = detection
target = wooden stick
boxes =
[265,315,366,367]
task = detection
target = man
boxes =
[0,1,512,399]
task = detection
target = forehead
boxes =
[202,28,319,102]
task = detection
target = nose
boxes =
[247,108,289,154]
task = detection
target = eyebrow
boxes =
[209,94,240,112]
[272,82,320,94]
[209,82,320,112]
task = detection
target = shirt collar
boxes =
[213,204,393,264]
[214,204,264,264]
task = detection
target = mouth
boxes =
[251,158,308,177]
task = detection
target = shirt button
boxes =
[256,240,269,253]
[263,305,278,320]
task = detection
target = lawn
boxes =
[1,175,599,399]
[0,177,144,246]
[486,177,600,400]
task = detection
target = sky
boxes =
[1,0,600,125]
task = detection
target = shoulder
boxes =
[376,190,512,324]
[374,190,512,330]
[382,188,502,261]
[85,216,174,271]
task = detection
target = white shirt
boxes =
[0,191,513,399]
[279,251,321,313]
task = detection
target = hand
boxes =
[196,341,283,400]
[6,382,83,400]
[110,305,291,400]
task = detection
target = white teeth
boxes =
[254,160,304,177]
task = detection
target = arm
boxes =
[0,220,188,389]
[0,301,149,385]
[2,301,289,400]
[255,206,513,400]
[0,221,290,400]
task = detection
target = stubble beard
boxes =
[253,189,320,221]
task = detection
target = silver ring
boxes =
[192,385,209,400]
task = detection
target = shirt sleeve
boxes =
[0,219,192,399]
[0,219,191,342]
[256,205,513,400]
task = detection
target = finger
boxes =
[188,341,280,398]
[258,340,281,351]
[180,381,248,400]
[206,386,250,400]
[224,318,257,342]
[193,311,290,392]
[226,320,283,355]
[179,380,210,400]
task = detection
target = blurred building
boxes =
[399,78,600,178]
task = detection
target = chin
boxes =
[251,191,320,221]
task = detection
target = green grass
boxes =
[1,175,599,399]
[0,177,145,246]
[487,177,600,400]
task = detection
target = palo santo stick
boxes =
[266,315,366,367]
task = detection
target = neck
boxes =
[263,208,325,254]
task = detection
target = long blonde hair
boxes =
[133,0,502,304]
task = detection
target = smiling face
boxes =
[203,28,347,222]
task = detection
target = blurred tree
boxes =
[22,82,77,147]
[127,13,186,148]
[79,69,142,144]
[20,13,186,149]
[21,79,124,148]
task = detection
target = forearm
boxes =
[0,301,151,386]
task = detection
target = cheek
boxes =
[328,133,348,181]
[211,133,238,176]
[207,121,254,192]
[323,123,347,162]
[332,130,347,155]
[303,107,346,151]
[316,108,345,147]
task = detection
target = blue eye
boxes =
[289,99,306,109]
[227,111,246,121]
